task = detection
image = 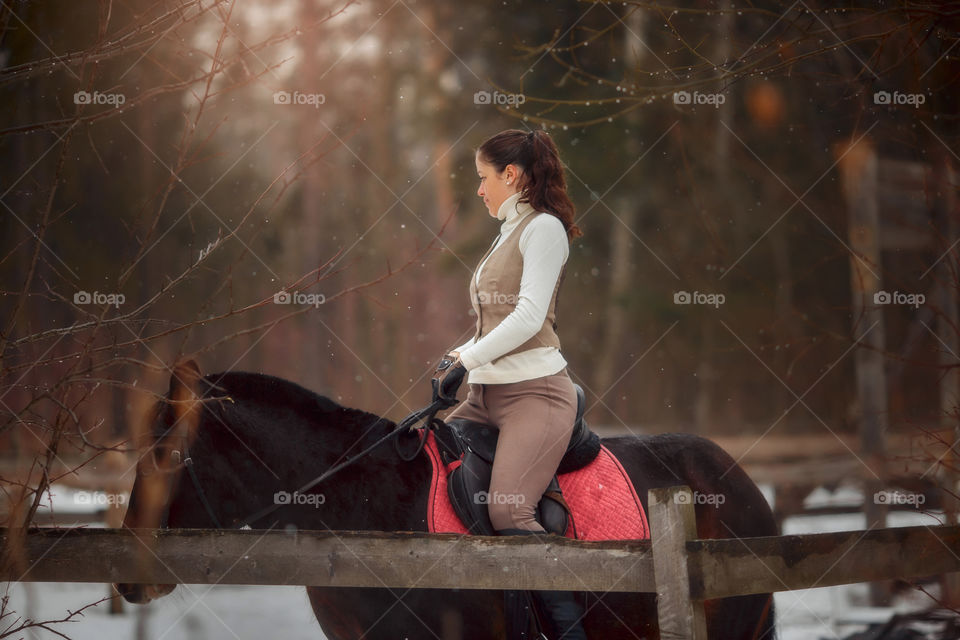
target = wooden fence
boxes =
[2,486,959,640]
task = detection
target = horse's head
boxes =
[114,359,410,604]
[115,359,205,604]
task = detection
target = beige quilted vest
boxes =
[469,212,564,362]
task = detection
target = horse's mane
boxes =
[198,371,396,434]
[202,371,343,413]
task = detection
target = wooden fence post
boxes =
[649,486,707,640]
[106,494,124,615]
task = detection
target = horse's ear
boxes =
[168,359,202,400]
[167,360,201,402]
[168,359,203,436]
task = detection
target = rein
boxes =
[183,448,224,529]
[178,397,450,530]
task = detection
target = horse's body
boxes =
[117,363,777,639]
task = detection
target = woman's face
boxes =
[475,153,519,218]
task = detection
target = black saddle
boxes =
[434,384,601,536]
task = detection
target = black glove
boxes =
[431,353,466,408]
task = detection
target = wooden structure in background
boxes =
[838,137,959,605]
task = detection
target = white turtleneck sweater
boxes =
[454,192,570,384]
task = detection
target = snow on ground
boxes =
[775,485,947,640]
[6,485,328,640]
[2,582,324,640]
[2,483,950,639]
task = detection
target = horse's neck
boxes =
[221,408,420,531]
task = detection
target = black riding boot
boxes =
[496,527,588,640]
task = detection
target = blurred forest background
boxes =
[0,0,958,535]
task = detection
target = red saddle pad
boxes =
[424,430,649,540]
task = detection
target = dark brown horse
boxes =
[116,361,777,639]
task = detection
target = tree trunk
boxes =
[838,135,890,606]
[592,6,646,428]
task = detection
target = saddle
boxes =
[433,384,601,536]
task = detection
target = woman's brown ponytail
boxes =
[477,129,583,241]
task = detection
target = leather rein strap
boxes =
[183,446,224,529]
[228,398,446,529]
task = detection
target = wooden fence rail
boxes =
[0,528,654,592]
[2,486,958,640]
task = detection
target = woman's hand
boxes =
[432,351,466,407]
[433,351,461,373]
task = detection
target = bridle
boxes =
[135,436,225,530]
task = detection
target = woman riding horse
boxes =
[433,128,587,639]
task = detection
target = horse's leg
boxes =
[307,587,504,640]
